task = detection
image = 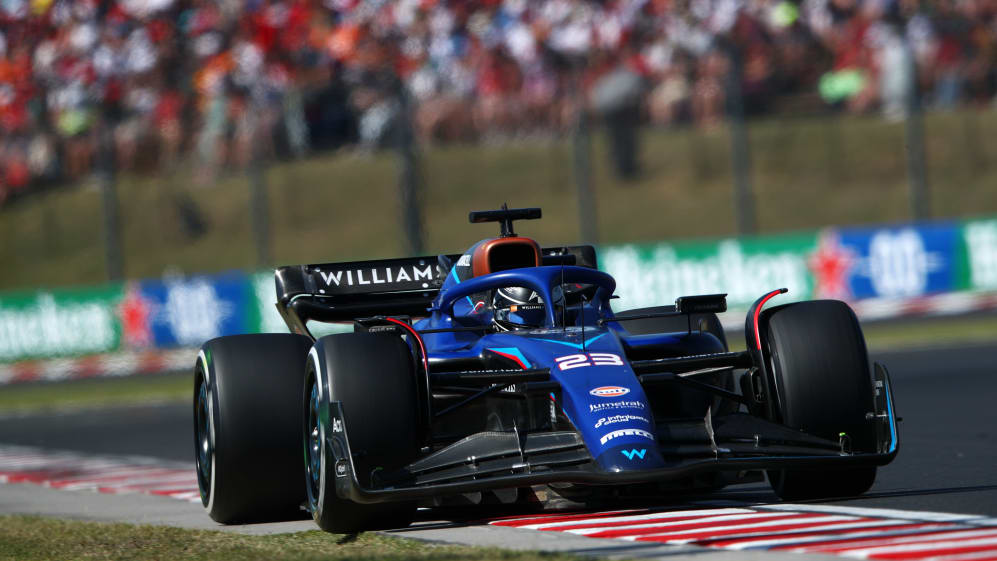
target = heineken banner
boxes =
[135,273,254,348]
[2,216,997,362]
[834,223,962,300]
[0,285,123,362]
[964,218,997,292]
[251,272,289,334]
[605,219,983,309]
[602,234,817,311]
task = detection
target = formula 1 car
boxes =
[193,207,899,532]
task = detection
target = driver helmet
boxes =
[492,286,564,331]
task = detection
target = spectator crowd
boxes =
[1,0,996,201]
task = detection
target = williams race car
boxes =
[193,207,899,532]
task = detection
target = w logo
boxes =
[620,449,647,460]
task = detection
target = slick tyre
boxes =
[761,300,877,500]
[305,333,419,533]
[194,334,312,523]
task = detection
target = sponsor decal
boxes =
[556,352,624,370]
[332,418,343,433]
[809,231,856,300]
[118,284,153,348]
[599,428,654,445]
[866,228,944,298]
[589,385,630,398]
[620,448,647,460]
[252,272,289,333]
[317,265,436,287]
[594,414,649,428]
[457,254,472,267]
[157,278,235,346]
[589,400,646,413]
[836,225,956,300]
[529,327,585,334]
[0,289,120,361]
[602,238,812,310]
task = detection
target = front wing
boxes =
[325,363,899,505]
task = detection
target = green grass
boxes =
[0,515,583,561]
[0,373,191,414]
[860,313,997,351]
[3,109,997,291]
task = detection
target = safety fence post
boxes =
[396,78,425,255]
[97,110,123,282]
[723,42,757,237]
[903,37,931,221]
[248,108,271,268]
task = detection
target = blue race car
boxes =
[193,207,899,532]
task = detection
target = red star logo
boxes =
[809,231,856,300]
[118,284,153,348]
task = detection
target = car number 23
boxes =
[555,352,624,370]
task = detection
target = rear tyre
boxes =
[305,333,419,533]
[761,300,877,500]
[194,334,312,523]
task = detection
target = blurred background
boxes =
[2,1,997,530]
[1,0,997,380]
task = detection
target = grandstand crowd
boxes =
[1,0,995,200]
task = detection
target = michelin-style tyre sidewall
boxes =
[194,333,313,524]
[761,300,878,501]
[305,333,419,533]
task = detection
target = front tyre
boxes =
[305,333,419,533]
[761,300,878,500]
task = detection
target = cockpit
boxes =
[435,207,604,332]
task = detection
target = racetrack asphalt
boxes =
[1,342,995,554]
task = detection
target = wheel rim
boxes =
[195,375,212,504]
[305,376,323,510]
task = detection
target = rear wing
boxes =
[275,245,597,337]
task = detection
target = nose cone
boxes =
[562,374,663,471]
[536,329,665,472]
